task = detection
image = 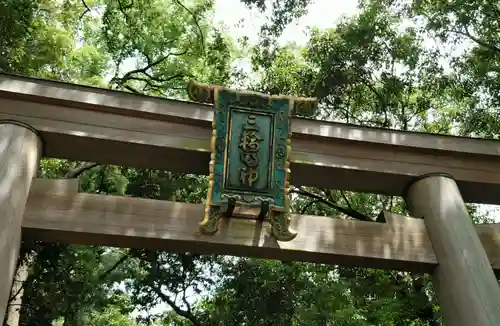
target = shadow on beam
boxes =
[22,179,500,272]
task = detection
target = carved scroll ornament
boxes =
[187,80,318,241]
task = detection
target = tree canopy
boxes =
[2,0,500,325]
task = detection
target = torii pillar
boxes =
[405,173,500,326]
[0,121,42,322]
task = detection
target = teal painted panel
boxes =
[211,88,291,207]
[187,79,315,240]
[225,108,273,193]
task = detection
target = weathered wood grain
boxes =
[0,73,499,157]
[0,123,41,323]
[406,175,500,326]
[20,179,500,273]
[0,77,500,203]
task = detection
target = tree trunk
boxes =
[0,121,41,323]
[3,258,30,326]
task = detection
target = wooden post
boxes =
[0,121,42,323]
[405,173,500,326]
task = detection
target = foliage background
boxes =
[2,0,500,325]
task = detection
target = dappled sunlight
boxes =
[18,172,500,326]
[0,74,216,122]
[405,176,500,322]
[291,151,411,176]
[67,130,92,138]
[294,211,436,272]
[2,75,500,205]
[23,179,439,272]
[23,188,209,250]
[474,204,500,224]
[293,118,500,157]
[0,123,40,322]
[0,142,19,313]
[3,0,500,322]
[23,177,500,275]
[0,98,213,160]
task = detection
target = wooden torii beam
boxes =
[1,73,500,204]
[1,73,500,324]
[18,178,500,326]
[20,178,500,273]
[0,122,41,323]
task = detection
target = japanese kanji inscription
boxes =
[187,80,317,241]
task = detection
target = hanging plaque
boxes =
[187,80,317,241]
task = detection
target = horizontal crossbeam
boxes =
[2,73,500,203]
[23,179,500,272]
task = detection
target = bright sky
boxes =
[214,0,359,46]
[211,0,359,83]
[132,0,500,319]
[131,1,365,317]
[119,0,359,82]
[134,1,362,318]
[211,0,500,222]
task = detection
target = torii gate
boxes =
[1,73,500,325]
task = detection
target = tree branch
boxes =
[454,26,500,54]
[291,187,372,221]
[485,0,500,20]
[123,84,141,93]
[340,191,353,210]
[300,199,319,214]
[319,188,335,203]
[422,11,500,55]
[65,162,99,178]
[96,165,108,194]
[181,285,194,319]
[8,279,24,303]
[360,78,390,128]
[151,286,201,326]
[118,0,134,11]
[79,0,91,20]
[141,252,201,325]
[173,0,205,53]
[113,50,190,91]
[98,252,131,280]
